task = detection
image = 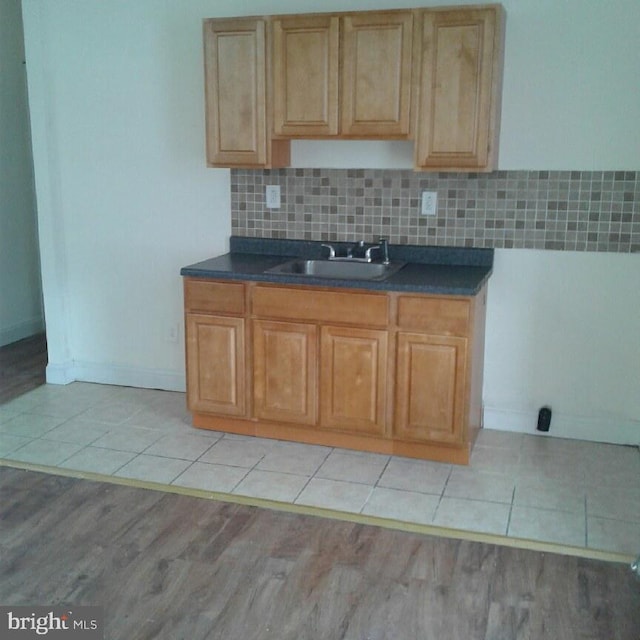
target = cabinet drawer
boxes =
[397,295,470,336]
[184,279,245,314]
[252,285,389,327]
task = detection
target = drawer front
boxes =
[184,279,245,315]
[397,295,470,336]
[252,285,389,327]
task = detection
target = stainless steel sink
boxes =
[265,259,406,281]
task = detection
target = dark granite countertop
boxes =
[180,236,493,296]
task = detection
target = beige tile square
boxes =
[516,452,585,485]
[91,426,163,453]
[0,413,67,438]
[257,441,330,476]
[584,450,640,491]
[475,429,524,451]
[378,457,451,495]
[362,487,439,525]
[199,437,271,468]
[514,477,585,514]
[27,396,96,420]
[316,451,388,485]
[588,516,640,555]
[0,406,21,425]
[144,433,219,460]
[114,454,191,484]
[520,434,591,459]
[445,468,515,504]
[295,478,372,513]
[172,461,248,493]
[508,506,586,547]
[586,485,640,522]
[469,446,520,475]
[1,391,48,415]
[433,497,510,535]
[59,446,136,475]
[78,400,143,425]
[0,433,33,457]
[7,439,85,467]
[233,469,309,502]
[124,407,193,431]
[41,419,111,446]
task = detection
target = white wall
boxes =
[21,0,640,443]
[0,0,43,346]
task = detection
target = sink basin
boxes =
[265,259,406,281]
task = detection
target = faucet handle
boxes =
[378,237,390,264]
[320,243,336,259]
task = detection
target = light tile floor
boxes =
[1,382,639,557]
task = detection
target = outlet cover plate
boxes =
[266,185,281,209]
[421,191,437,216]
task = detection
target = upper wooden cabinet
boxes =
[341,12,414,137]
[414,7,504,171]
[203,18,290,168]
[272,11,414,138]
[202,5,504,170]
[272,15,340,137]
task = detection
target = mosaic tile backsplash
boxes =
[231,169,640,253]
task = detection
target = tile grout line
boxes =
[505,486,516,536]
[291,446,335,506]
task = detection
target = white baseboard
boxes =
[45,360,186,392]
[0,316,45,347]
[45,361,76,385]
[483,407,640,446]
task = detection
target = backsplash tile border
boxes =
[231,169,640,253]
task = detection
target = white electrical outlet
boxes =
[421,191,437,216]
[167,323,180,343]
[265,185,281,209]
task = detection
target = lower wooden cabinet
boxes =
[185,313,246,417]
[320,325,388,436]
[253,319,317,425]
[183,278,487,464]
[394,332,467,444]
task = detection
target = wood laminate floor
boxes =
[0,466,638,640]
[0,333,47,404]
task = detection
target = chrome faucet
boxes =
[379,238,390,264]
[321,239,390,263]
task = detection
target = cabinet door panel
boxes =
[272,16,339,136]
[253,320,317,425]
[395,332,466,444]
[320,326,387,435]
[203,19,290,168]
[186,314,246,416]
[415,8,500,170]
[342,12,413,137]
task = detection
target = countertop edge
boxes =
[180,260,492,297]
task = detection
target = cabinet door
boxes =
[320,326,388,436]
[185,314,246,416]
[414,8,502,171]
[394,332,467,444]
[272,15,339,137]
[341,11,414,137]
[203,18,289,168]
[253,320,317,425]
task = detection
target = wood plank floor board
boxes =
[0,466,638,640]
[0,333,47,403]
